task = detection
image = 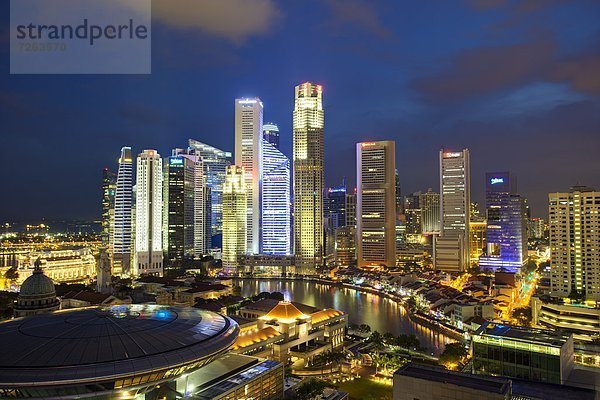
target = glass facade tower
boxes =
[261,140,291,255]
[112,147,133,276]
[188,139,231,249]
[479,172,527,272]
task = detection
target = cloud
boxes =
[411,38,557,103]
[150,0,283,43]
[549,47,600,95]
[324,0,392,39]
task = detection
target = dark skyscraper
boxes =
[479,172,528,272]
[263,123,280,150]
[101,168,116,249]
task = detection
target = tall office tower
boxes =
[188,139,232,249]
[222,166,247,273]
[357,141,396,268]
[235,98,263,255]
[263,123,280,149]
[112,147,133,276]
[325,181,348,229]
[101,168,117,249]
[134,150,163,277]
[420,189,440,234]
[163,150,209,273]
[404,192,422,236]
[293,82,324,274]
[335,226,356,268]
[479,172,528,272]
[395,169,403,219]
[549,186,600,301]
[345,191,357,227]
[261,140,291,255]
[434,149,471,271]
[324,182,347,262]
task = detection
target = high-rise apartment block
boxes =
[293,82,324,274]
[134,150,163,276]
[549,186,600,301]
[356,141,396,268]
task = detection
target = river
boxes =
[236,279,454,355]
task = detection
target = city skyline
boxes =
[2,1,600,221]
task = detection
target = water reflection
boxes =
[237,279,453,355]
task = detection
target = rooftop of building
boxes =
[474,322,570,347]
[395,363,596,400]
[394,363,510,395]
[242,298,318,315]
[0,304,239,387]
[232,326,283,351]
[190,354,281,400]
[262,301,309,322]
[61,290,113,304]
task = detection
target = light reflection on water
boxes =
[237,279,453,355]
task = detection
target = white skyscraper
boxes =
[235,98,263,255]
[261,139,291,255]
[293,82,324,274]
[435,149,471,271]
[356,141,396,268]
[112,146,133,276]
[134,149,163,276]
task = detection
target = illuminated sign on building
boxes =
[443,152,462,158]
[169,157,184,166]
[490,178,504,185]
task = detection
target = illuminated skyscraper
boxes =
[134,150,163,276]
[420,188,440,234]
[188,139,231,248]
[263,123,280,149]
[549,186,600,301]
[293,82,324,274]
[479,172,528,272]
[101,168,116,249]
[357,141,396,268]
[324,181,347,263]
[163,149,210,273]
[112,147,133,276]
[261,140,291,255]
[222,166,247,273]
[335,225,356,268]
[435,149,471,271]
[235,98,263,255]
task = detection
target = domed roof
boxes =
[19,261,56,298]
[262,301,308,322]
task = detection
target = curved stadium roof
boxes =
[0,304,239,388]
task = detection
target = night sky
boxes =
[1,0,599,221]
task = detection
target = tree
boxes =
[359,323,371,333]
[439,342,468,369]
[383,332,396,345]
[295,379,331,400]
[512,306,532,326]
[369,331,385,356]
[3,268,18,281]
